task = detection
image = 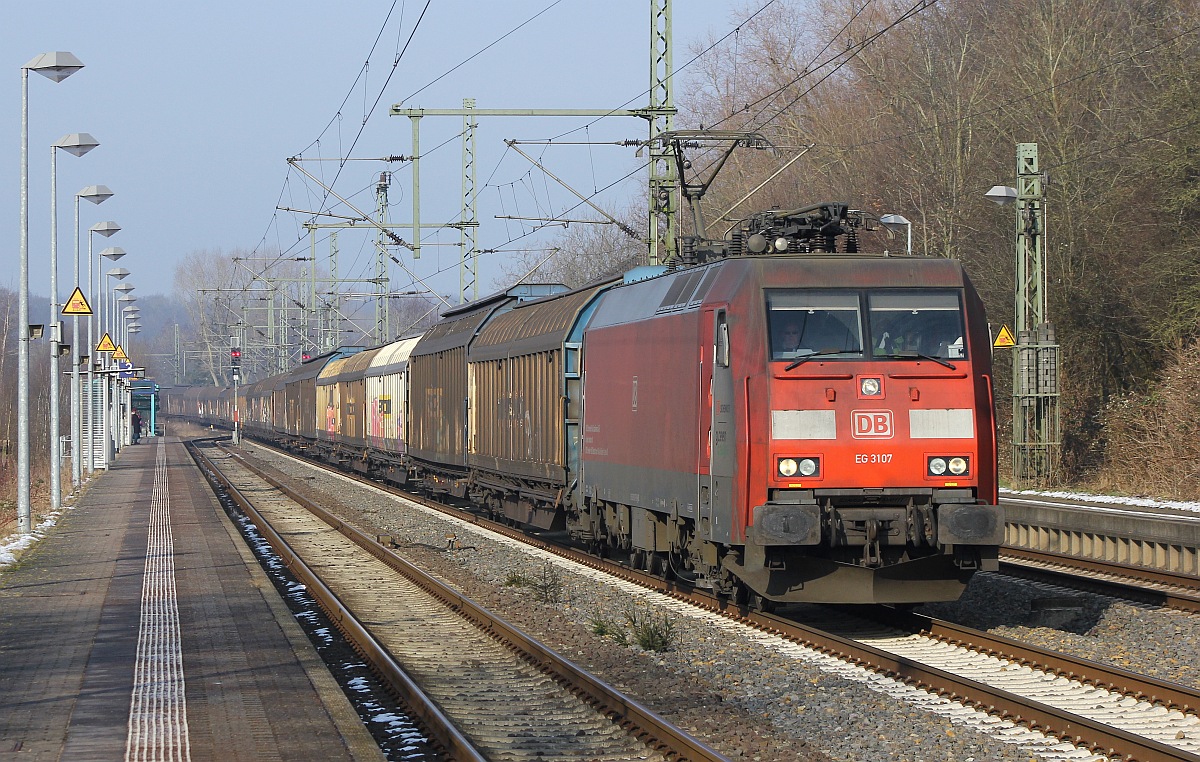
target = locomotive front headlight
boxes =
[948,457,968,475]
[778,458,799,477]
[928,457,948,476]
[797,457,819,477]
[860,377,881,396]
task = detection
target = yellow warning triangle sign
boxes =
[112,345,129,361]
[96,333,116,352]
[61,287,92,316]
[993,324,1016,348]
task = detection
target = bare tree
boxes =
[493,203,646,290]
[679,0,1200,480]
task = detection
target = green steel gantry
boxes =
[389,0,680,303]
[1011,143,1061,483]
[223,0,681,373]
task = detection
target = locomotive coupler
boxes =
[863,519,882,567]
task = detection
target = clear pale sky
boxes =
[3,1,746,308]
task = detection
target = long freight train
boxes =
[170,203,1003,606]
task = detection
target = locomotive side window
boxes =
[868,291,966,360]
[767,290,864,361]
[716,310,730,368]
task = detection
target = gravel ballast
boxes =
[235,440,1196,762]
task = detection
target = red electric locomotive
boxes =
[574,204,1002,605]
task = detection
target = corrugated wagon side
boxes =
[466,281,613,528]
[407,285,567,495]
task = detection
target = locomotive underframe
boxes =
[574,487,1002,605]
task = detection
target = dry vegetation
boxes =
[0,288,61,526]
[673,0,1200,495]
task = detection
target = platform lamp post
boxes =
[124,307,141,337]
[123,305,140,329]
[105,272,130,341]
[115,290,135,449]
[88,239,122,471]
[128,325,143,428]
[116,290,135,347]
[126,320,142,356]
[72,187,112,486]
[96,246,126,345]
[49,133,99,509]
[879,213,912,256]
[122,306,140,357]
[103,268,129,461]
[18,51,85,534]
[125,314,142,403]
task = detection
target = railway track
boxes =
[817,607,1200,761]
[1000,546,1200,613]
[220,436,1200,762]
[1001,495,1200,615]
[188,439,727,762]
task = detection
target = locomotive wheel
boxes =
[630,549,646,570]
[730,581,750,607]
[647,553,665,576]
[749,592,775,614]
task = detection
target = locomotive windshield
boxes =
[767,289,966,361]
[767,291,864,360]
[868,291,966,360]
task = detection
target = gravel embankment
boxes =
[235,441,1187,762]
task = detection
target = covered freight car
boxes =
[464,279,616,529]
[407,283,567,496]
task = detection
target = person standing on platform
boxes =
[130,410,142,445]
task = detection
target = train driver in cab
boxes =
[773,312,859,359]
[875,311,963,359]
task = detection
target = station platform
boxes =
[0,434,385,761]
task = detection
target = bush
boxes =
[503,564,564,603]
[590,605,677,652]
[1099,341,1200,498]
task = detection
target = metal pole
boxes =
[86,231,94,474]
[17,67,32,532]
[411,115,421,261]
[232,375,240,445]
[460,99,478,303]
[49,146,61,510]
[107,280,114,458]
[101,365,110,468]
[1011,143,1060,483]
[647,0,676,266]
[71,195,80,487]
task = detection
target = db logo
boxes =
[852,410,893,439]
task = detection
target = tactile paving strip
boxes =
[125,439,191,762]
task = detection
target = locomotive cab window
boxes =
[767,291,864,361]
[868,291,966,360]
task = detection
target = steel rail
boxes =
[186,441,485,762]
[878,608,1200,714]
[1001,546,1200,613]
[214,441,729,762]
